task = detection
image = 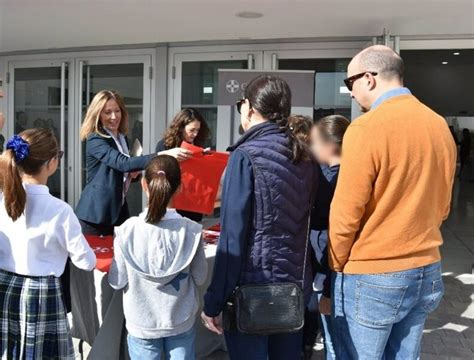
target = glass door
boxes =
[7,60,71,201]
[263,49,362,120]
[74,55,152,216]
[170,52,263,149]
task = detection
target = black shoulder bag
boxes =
[222,207,312,335]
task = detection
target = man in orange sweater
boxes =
[329,45,456,359]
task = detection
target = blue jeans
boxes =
[331,262,444,360]
[316,292,336,360]
[127,327,196,360]
[224,329,303,360]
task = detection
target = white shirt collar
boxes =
[139,208,182,221]
[104,128,129,156]
[23,183,49,195]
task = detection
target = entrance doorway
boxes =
[168,45,364,151]
[7,53,152,214]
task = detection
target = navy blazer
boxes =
[75,134,155,226]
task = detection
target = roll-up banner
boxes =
[216,69,315,151]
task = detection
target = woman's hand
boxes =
[201,311,223,335]
[160,147,192,162]
[130,171,141,179]
[319,295,332,315]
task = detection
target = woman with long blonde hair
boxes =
[76,90,189,234]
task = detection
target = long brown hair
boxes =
[314,115,350,154]
[0,128,58,221]
[144,155,181,224]
[80,90,129,141]
[288,115,313,145]
[163,108,210,148]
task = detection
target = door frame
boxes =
[167,50,264,123]
[73,54,153,205]
[167,41,367,128]
[3,49,156,208]
[6,58,75,201]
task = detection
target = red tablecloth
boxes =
[85,235,114,273]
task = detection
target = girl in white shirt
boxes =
[0,128,96,360]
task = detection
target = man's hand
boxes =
[319,295,332,316]
[201,312,223,335]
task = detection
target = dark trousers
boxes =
[79,202,130,236]
[224,330,303,360]
[61,203,129,312]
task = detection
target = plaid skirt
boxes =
[0,269,74,360]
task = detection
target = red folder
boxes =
[174,142,229,215]
[85,235,114,273]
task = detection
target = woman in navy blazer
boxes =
[75,90,191,236]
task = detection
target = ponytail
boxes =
[146,175,173,224]
[144,155,181,224]
[0,129,58,221]
[276,117,311,164]
[1,150,26,221]
[244,74,310,163]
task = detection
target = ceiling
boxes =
[0,0,473,53]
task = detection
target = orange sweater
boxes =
[329,94,457,274]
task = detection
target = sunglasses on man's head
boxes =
[344,71,378,91]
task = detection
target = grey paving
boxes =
[420,179,474,360]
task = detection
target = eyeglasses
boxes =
[236,99,251,114]
[343,72,378,91]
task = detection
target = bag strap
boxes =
[301,163,318,287]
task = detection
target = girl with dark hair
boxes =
[156,108,210,152]
[109,155,207,360]
[307,115,350,360]
[0,129,96,359]
[156,108,211,222]
[201,75,316,359]
[288,114,313,145]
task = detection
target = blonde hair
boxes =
[80,90,129,141]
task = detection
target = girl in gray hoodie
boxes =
[109,155,208,360]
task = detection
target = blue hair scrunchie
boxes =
[6,135,30,163]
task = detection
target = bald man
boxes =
[329,46,457,359]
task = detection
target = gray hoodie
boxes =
[108,209,208,339]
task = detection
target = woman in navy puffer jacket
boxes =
[202,75,316,360]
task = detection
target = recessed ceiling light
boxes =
[453,52,460,56]
[442,61,448,65]
[236,11,263,19]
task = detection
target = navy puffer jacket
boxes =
[232,122,316,296]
